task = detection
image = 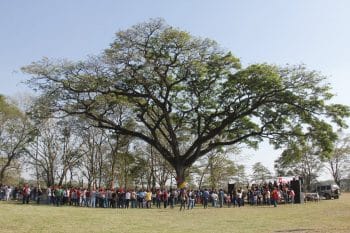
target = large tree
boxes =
[22,19,349,186]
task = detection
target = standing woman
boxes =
[22,184,30,204]
[36,185,42,204]
[179,188,187,211]
[145,190,152,208]
[162,189,168,209]
[169,189,175,209]
[156,189,162,209]
[125,190,131,209]
[130,190,137,208]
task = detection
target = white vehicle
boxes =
[316,184,340,200]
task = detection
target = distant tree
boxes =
[274,157,297,177]
[274,139,324,191]
[326,132,350,185]
[79,126,108,189]
[133,140,175,190]
[26,118,83,187]
[0,95,34,184]
[191,146,241,190]
[251,162,272,183]
[104,130,133,189]
[23,19,350,186]
[234,164,249,185]
[207,154,238,190]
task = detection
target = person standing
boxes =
[187,190,195,210]
[36,186,42,204]
[203,189,209,209]
[271,187,279,207]
[156,189,162,209]
[265,189,271,205]
[54,186,63,207]
[169,189,175,209]
[218,189,225,208]
[179,188,187,211]
[130,190,137,208]
[90,188,96,208]
[125,190,131,209]
[163,189,168,209]
[5,186,11,201]
[145,190,152,208]
[289,189,295,204]
[211,191,218,208]
[13,186,19,200]
[237,189,243,207]
[22,184,30,204]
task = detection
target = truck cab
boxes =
[316,184,340,200]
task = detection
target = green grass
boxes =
[1,194,350,233]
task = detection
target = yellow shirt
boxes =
[145,191,152,201]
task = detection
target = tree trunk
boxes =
[46,170,53,187]
[0,154,15,184]
[58,167,69,186]
[0,167,6,184]
[175,163,188,188]
[150,146,156,190]
[198,163,210,191]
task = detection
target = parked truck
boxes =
[316,184,340,200]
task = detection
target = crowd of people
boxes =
[1,180,297,209]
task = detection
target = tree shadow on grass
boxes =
[275,229,315,232]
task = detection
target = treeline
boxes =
[0,95,249,190]
[1,93,350,191]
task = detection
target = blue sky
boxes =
[1,0,349,177]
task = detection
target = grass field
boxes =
[0,194,349,233]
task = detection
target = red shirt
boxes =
[272,190,279,200]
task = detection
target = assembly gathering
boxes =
[1,178,301,210]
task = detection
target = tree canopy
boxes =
[0,95,34,183]
[22,19,350,185]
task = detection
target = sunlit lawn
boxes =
[0,193,350,233]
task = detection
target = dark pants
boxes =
[138,198,144,208]
[22,195,29,204]
[156,199,161,208]
[179,199,186,211]
[56,196,62,206]
[37,196,41,204]
[125,199,130,208]
[203,198,208,208]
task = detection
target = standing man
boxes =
[219,189,225,208]
[203,189,209,209]
[187,190,195,210]
[162,189,169,209]
[271,187,279,207]
[22,184,30,204]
